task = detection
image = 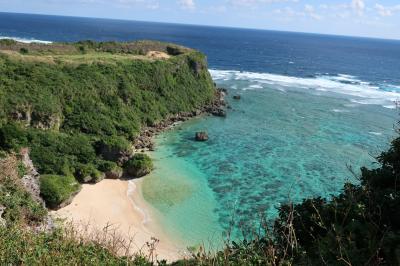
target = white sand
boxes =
[52,179,186,262]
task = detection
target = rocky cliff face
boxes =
[19,148,43,205]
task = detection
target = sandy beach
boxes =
[52,179,186,262]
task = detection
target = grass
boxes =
[0,50,164,65]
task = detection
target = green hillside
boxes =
[0,40,216,208]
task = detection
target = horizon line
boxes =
[1,11,400,42]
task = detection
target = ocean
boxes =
[2,12,400,248]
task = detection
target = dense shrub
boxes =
[124,153,154,178]
[19,47,28,54]
[0,123,28,150]
[98,161,123,179]
[75,163,105,183]
[39,175,80,208]
[96,135,132,162]
[27,130,98,176]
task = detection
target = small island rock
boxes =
[195,131,209,141]
[233,95,241,100]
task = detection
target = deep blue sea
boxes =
[2,12,400,248]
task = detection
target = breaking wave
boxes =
[210,69,400,109]
[0,36,52,44]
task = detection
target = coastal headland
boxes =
[0,39,226,261]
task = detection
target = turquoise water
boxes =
[143,71,398,248]
[3,12,400,250]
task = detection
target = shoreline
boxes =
[53,88,228,262]
[52,179,188,262]
[134,88,227,151]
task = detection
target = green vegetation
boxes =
[1,39,397,265]
[273,135,400,265]
[0,40,215,208]
[0,153,153,265]
[100,161,124,179]
[39,175,80,209]
[96,135,133,162]
[19,47,28,54]
[0,226,138,265]
[124,153,154,178]
[0,177,47,226]
[196,132,399,265]
[16,161,27,177]
[0,154,47,226]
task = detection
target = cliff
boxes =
[0,40,217,208]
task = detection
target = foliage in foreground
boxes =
[0,225,156,266]
[274,133,400,265]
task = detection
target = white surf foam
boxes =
[127,180,151,226]
[0,36,52,44]
[209,69,400,108]
[331,109,349,113]
[369,131,383,136]
[249,84,263,89]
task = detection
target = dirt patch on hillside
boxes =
[146,51,171,59]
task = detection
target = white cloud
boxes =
[304,4,322,20]
[273,4,322,21]
[375,3,400,17]
[178,0,195,10]
[304,4,314,13]
[66,0,160,9]
[351,0,365,15]
[229,0,298,8]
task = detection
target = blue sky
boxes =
[1,0,400,39]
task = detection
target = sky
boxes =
[1,0,400,40]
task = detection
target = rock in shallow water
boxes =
[195,131,209,141]
[211,108,227,117]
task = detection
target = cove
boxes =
[141,71,398,248]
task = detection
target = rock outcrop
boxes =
[105,166,123,179]
[195,132,209,141]
[0,205,5,227]
[19,148,44,205]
